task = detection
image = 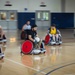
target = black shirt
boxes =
[27,30,37,40]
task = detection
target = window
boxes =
[43,12,49,20]
[37,12,41,20]
[10,12,15,20]
[0,12,7,20]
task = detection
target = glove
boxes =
[33,40,37,44]
[49,34,52,37]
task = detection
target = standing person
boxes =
[0,26,7,59]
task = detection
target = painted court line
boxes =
[34,60,75,75]
[5,58,46,75]
[46,62,75,75]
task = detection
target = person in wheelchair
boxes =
[22,21,31,31]
[0,26,7,59]
[21,21,31,41]
[48,24,62,45]
[27,25,45,51]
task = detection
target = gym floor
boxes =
[0,29,75,75]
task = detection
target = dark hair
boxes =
[51,24,56,27]
[31,24,37,28]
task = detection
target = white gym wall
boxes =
[0,0,61,12]
[0,0,75,13]
[65,0,75,12]
[65,0,75,28]
[0,0,75,28]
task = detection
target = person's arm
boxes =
[57,29,60,34]
[28,35,34,42]
[2,32,7,40]
[3,34,6,39]
[22,24,26,31]
[1,31,5,37]
[47,28,50,34]
[35,31,38,36]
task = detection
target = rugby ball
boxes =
[35,37,40,42]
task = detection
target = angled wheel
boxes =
[21,40,33,54]
[21,31,27,40]
[45,34,50,45]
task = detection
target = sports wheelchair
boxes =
[45,34,62,45]
[21,31,46,55]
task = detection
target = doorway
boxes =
[0,10,17,29]
[36,10,50,29]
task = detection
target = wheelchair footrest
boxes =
[30,48,46,54]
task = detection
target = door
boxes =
[0,10,8,29]
[8,10,17,29]
[0,10,17,29]
[36,10,50,29]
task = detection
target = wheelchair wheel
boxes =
[45,34,50,45]
[21,31,27,40]
[21,40,33,54]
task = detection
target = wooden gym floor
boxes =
[0,29,75,75]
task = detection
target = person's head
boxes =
[51,24,56,29]
[31,25,37,31]
[27,21,30,25]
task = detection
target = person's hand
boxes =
[33,40,37,44]
[36,35,38,37]
[35,37,40,42]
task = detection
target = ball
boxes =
[35,37,40,42]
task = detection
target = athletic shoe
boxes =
[50,41,56,45]
[0,53,4,60]
[59,41,62,44]
[1,53,5,57]
[30,49,41,54]
[40,48,46,53]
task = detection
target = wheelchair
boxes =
[45,34,62,45]
[0,38,7,60]
[21,31,27,40]
[21,31,46,55]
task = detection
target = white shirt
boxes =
[24,25,31,30]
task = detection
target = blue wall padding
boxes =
[18,12,74,29]
[18,12,35,29]
[51,13,74,28]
